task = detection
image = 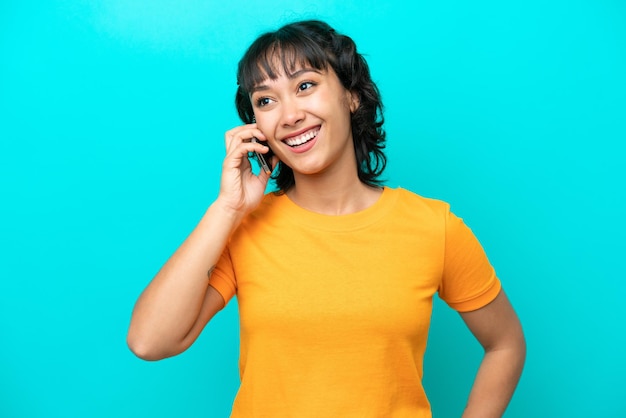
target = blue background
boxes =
[1,0,624,416]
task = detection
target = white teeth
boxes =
[284,128,319,147]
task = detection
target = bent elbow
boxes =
[126,332,170,361]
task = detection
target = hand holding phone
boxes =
[251,137,273,174]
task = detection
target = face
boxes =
[250,62,359,180]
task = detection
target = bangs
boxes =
[237,32,333,94]
[234,20,386,192]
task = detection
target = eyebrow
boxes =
[249,68,322,94]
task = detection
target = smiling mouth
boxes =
[283,127,320,147]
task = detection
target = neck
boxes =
[286,173,382,216]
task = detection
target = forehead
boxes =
[249,67,328,95]
[241,43,330,92]
[254,61,324,84]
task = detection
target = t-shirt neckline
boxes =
[271,186,398,232]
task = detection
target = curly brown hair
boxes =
[235,20,386,191]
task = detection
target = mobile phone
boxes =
[251,137,273,174]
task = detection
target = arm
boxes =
[459,290,526,418]
[126,124,273,361]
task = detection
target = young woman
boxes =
[127,20,526,418]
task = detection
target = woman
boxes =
[127,20,526,417]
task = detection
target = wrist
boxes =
[210,198,246,226]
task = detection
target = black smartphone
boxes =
[251,137,273,174]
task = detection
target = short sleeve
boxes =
[438,210,501,312]
[208,245,237,305]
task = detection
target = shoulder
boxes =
[388,187,451,216]
[246,191,284,218]
[237,191,288,233]
[392,189,475,240]
[379,187,455,239]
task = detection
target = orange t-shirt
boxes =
[209,187,501,417]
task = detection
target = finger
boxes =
[224,124,266,148]
[224,139,270,169]
[225,131,267,155]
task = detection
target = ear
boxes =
[348,90,360,113]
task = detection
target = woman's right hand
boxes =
[216,123,274,218]
[127,124,275,361]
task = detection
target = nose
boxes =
[279,97,305,127]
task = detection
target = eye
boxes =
[256,97,273,107]
[298,81,316,92]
